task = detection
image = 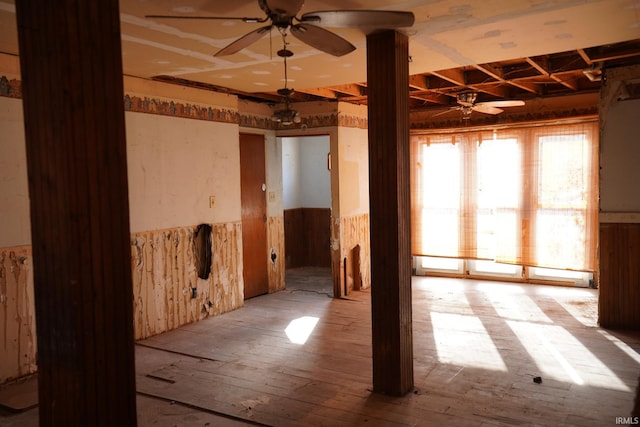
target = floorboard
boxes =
[132,274,640,426]
[2,273,639,426]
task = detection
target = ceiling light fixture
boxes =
[272,30,300,126]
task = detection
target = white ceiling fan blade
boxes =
[214,25,272,57]
[300,10,415,29]
[477,100,525,108]
[290,24,355,57]
[473,104,504,115]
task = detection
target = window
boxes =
[418,137,461,257]
[534,131,595,270]
[416,256,464,275]
[410,121,598,276]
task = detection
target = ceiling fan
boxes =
[146,0,415,57]
[434,92,525,119]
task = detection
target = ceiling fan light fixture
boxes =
[272,107,301,125]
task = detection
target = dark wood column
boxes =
[366,30,414,396]
[15,1,137,425]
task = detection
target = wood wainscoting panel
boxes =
[284,208,305,268]
[599,222,640,329]
[0,247,37,384]
[284,208,331,269]
[340,214,371,292]
[131,223,244,340]
[304,208,331,268]
[267,216,286,293]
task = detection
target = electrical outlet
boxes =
[209,195,216,208]
[268,191,276,202]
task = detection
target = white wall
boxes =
[300,136,331,208]
[337,126,370,216]
[600,97,640,212]
[263,131,283,217]
[0,97,30,247]
[0,96,244,246]
[281,135,331,209]
[126,113,242,232]
[282,137,301,209]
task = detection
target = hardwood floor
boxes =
[2,274,639,426]
[135,275,640,426]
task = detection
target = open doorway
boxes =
[281,135,332,295]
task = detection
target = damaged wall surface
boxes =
[337,123,371,293]
[0,247,36,384]
[0,62,377,383]
[0,73,286,383]
[131,224,243,340]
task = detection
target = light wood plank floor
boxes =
[135,274,640,426]
[2,273,639,426]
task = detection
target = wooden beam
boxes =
[294,86,339,99]
[431,68,466,86]
[409,74,429,90]
[474,63,539,95]
[549,71,581,91]
[474,63,503,81]
[526,56,550,76]
[328,83,366,97]
[468,83,509,98]
[577,48,593,65]
[15,0,137,425]
[366,30,414,396]
[506,80,540,94]
[408,90,451,105]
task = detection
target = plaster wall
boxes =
[282,135,331,209]
[282,137,301,210]
[337,125,370,216]
[126,112,241,231]
[600,98,640,212]
[0,97,29,247]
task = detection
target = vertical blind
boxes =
[410,121,599,272]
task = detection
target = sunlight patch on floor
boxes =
[285,316,319,345]
[598,330,640,365]
[431,311,508,372]
[478,282,553,323]
[508,320,630,391]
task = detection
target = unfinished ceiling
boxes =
[1,0,639,114]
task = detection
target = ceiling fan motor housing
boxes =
[260,0,304,27]
[458,92,477,106]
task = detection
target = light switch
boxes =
[209,196,216,208]
[268,191,276,202]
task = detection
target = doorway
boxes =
[240,133,269,299]
[281,135,332,292]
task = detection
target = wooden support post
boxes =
[15,1,137,425]
[366,30,414,396]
